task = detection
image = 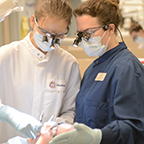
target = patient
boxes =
[27,122,74,144]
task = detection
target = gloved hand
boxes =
[49,122,102,144]
[0,105,42,138]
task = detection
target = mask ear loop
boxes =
[104,24,124,42]
[100,24,110,39]
[101,25,111,46]
[101,30,107,39]
[107,23,124,42]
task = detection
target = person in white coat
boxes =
[0,0,43,140]
[0,0,81,143]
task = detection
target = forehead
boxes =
[76,15,100,31]
[131,31,139,38]
[38,16,68,33]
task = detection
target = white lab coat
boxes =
[0,99,3,108]
[0,33,81,143]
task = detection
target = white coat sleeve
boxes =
[0,99,4,108]
[4,136,28,144]
[55,61,81,124]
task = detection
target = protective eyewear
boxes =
[73,24,109,47]
[34,17,69,39]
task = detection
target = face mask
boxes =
[33,31,62,52]
[134,36,144,44]
[81,31,111,57]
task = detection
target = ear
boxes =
[108,24,115,35]
[30,14,35,28]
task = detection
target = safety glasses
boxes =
[34,17,69,39]
[73,24,109,47]
[76,25,108,42]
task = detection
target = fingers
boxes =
[73,122,89,131]
[50,129,75,142]
[73,122,83,130]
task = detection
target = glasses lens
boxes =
[56,27,69,39]
[35,17,69,39]
[83,33,91,42]
[55,34,65,39]
[48,27,69,39]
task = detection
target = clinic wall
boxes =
[9,13,21,42]
[0,12,21,47]
[68,0,82,37]
[0,22,3,46]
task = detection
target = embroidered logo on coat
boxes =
[49,81,56,88]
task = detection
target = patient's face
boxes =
[27,123,74,144]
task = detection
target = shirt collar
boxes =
[93,42,127,66]
[24,32,52,61]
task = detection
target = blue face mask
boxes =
[33,31,62,52]
[134,36,144,44]
[81,31,111,57]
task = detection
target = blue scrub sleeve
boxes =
[100,127,113,144]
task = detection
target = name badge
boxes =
[95,73,107,81]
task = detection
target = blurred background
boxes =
[0,0,144,76]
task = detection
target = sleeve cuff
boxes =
[100,127,113,144]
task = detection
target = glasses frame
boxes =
[76,24,109,42]
[34,17,69,39]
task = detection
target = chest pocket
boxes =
[84,99,108,129]
[46,79,66,93]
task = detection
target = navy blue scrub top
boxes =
[75,42,144,144]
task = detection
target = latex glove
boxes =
[0,105,42,138]
[49,122,102,144]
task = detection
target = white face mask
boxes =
[134,36,144,44]
[81,31,111,57]
[33,31,62,52]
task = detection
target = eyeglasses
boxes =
[34,17,69,39]
[73,24,109,47]
[76,25,109,42]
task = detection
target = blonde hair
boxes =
[74,0,121,31]
[34,0,72,25]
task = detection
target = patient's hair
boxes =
[130,21,144,34]
[34,0,72,25]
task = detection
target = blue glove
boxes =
[0,105,42,138]
[49,122,102,144]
